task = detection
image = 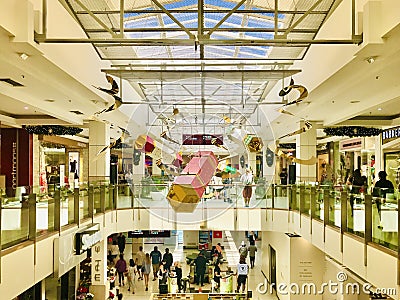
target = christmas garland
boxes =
[323,126,382,137]
[23,125,83,136]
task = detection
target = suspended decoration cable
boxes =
[23,125,83,136]
[324,126,382,137]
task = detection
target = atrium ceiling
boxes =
[1,0,400,149]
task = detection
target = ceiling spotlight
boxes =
[365,56,377,64]
[377,107,382,111]
[18,53,29,60]
[24,106,29,110]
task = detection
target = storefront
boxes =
[382,126,400,189]
[338,137,376,186]
[35,135,88,191]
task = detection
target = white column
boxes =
[296,121,317,182]
[91,240,108,299]
[132,152,145,184]
[89,121,110,181]
[247,151,257,173]
[263,140,276,183]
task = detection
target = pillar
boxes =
[296,121,317,182]
[263,140,276,183]
[91,240,109,299]
[247,151,257,173]
[132,152,145,184]
[89,121,110,182]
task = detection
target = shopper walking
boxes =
[127,259,137,294]
[238,241,248,260]
[248,244,257,269]
[240,168,253,207]
[162,248,173,271]
[143,253,152,291]
[150,246,162,281]
[236,256,249,293]
[174,261,183,292]
[115,254,127,287]
[213,260,222,291]
[136,246,146,280]
[248,231,256,245]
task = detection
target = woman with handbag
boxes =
[115,254,127,286]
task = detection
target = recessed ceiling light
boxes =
[18,53,29,60]
[365,56,377,64]
[24,106,29,110]
[350,100,360,104]
[377,107,382,111]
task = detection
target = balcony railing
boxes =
[0,181,398,254]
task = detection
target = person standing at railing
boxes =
[240,168,254,207]
[373,171,394,226]
[346,169,367,216]
[279,168,288,185]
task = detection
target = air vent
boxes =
[70,110,84,115]
[0,78,24,87]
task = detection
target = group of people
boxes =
[208,167,255,207]
[109,233,259,295]
[346,169,395,219]
[112,245,185,294]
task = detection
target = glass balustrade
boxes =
[0,180,398,255]
[371,188,398,251]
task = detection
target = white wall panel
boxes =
[237,208,262,231]
[343,235,366,279]
[271,210,291,232]
[207,209,235,230]
[292,211,301,233]
[311,221,324,251]
[116,209,134,232]
[35,237,55,281]
[324,227,342,262]
[0,244,35,299]
[366,246,397,292]
[300,216,312,242]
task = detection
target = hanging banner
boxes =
[182,134,223,145]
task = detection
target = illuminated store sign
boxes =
[382,126,400,144]
[75,224,101,255]
[182,134,223,145]
[339,138,363,151]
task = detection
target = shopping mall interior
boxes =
[1,0,400,299]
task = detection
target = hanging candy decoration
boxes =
[278,121,312,140]
[278,77,308,106]
[278,78,295,97]
[93,74,124,115]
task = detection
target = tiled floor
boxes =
[112,231,278,300]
